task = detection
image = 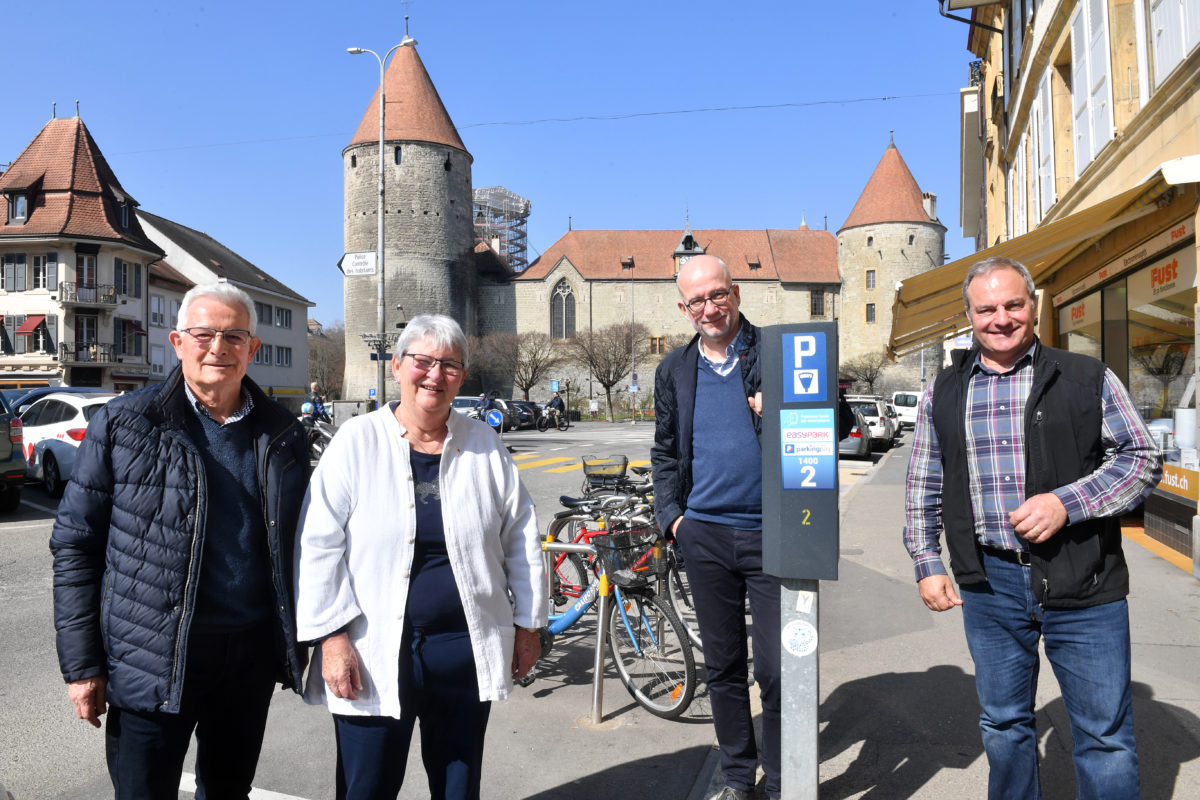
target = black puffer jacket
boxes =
[50,366,310,713]
[651,315,761,533]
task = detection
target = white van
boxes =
[891,390,921,429]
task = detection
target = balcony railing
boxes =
[60,341,116,364]
[60,283,118,306]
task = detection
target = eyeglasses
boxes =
[180,327,253,347]
[682,288,733,314]
[403,352,465,377]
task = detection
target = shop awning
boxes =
[14,315,46,335]
[888,175,1173,358]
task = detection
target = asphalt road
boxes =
[0,420,892,799]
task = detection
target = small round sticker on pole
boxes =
[782,619,818,658]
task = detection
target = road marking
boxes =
[516,457,573,470]
[181,772,310,800]
[629,460,650,468]
[0,522,53,531]
[21,498,58,515]
[1122,525,1193,572]
[511,453,539,461]
[545,462,583,473]
[550,446,569,451]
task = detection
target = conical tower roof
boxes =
[0,115,161,253]
[839,139,933,231]
[347,43,468,154]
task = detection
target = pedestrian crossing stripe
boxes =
[511,453,540,461]
[516,457,574,470]
[543,458,651,474]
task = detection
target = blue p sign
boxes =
[783,332,827,402]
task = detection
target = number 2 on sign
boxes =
[800,465,817,487]
[801,509,811,526]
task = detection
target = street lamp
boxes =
[348,23,417,405]
[623,257,636,424]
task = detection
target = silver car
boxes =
[838,406,872,459]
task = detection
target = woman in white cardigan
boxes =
[295,314,545,800]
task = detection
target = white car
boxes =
[847,396,896,451]
[20,391,116,497]
[891,390,921,429]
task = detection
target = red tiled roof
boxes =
[520,228,840,284]
[348,44,468,154]
[0,117,163,255]
[839,142,933,231]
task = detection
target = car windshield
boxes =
[854,404,880,418]
[451,398,475,408]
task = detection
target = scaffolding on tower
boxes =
[472,186,532,272]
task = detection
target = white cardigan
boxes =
[295,404,546,718]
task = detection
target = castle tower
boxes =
[342,39,476,402]
[837,136,946,391]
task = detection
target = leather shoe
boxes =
[711,787,751,800]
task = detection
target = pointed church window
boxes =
[551,279,575,339]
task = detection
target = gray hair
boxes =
[177,283,258,335]
[396,314,469,367]
[962,257,1036,316]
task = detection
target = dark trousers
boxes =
[677,518,781,797]
[105,623,278,800]
[334,629,491,800]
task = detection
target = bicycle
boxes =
[536,405,569,432]
[533,509,698,719]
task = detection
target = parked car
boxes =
[0,385,104,417]
[846,395,896,451]
[838,406,871,459]
[885,402,901,433]
[511,400,539,430]
[20,391,117,497]
[0,393,27,512]
[890,390,921,429]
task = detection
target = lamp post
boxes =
[624,259,636,424]
[348,26,416,405]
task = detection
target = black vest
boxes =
[930,341,1130,608]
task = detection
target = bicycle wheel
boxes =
[551,551,589,606]
[556,412,569,431]
[536,416,549,432]
[607,590,696,719]
[665,550,703,651]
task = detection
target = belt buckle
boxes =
[1015,549,1032,567]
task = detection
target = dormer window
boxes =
[119,203,129,229]
[748,258,761,271]
[7,193,28,224]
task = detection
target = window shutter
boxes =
[14,254,27,292]
[1,316,12,354]
[1038,70,1056,211]
[134,263,142,298]
[1087,0,1113,155]
[135,324,143,357]
[1150,0,1183,87]
[15,315,26,354]
[46,314,57,352]
[115,320,122,354]
[48,253,58,290]
[1071,7,1091,177]
[3,256,14,291]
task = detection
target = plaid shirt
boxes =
[184,381,254,426]
[904,342,1161,582]
[698,326,745,377]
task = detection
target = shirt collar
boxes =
[698,324,745,371]
[183,380,254,425]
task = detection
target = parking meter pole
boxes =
[592,590,609,724]
[781,579,819,800]
[761,322,840,800]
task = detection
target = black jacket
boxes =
[930,341,1149,608]
[50,366,310,713]
[651,316,761,533]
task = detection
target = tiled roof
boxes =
[137,210,311,305]
[519,228,840,284]
[840,142,935,231]
[0,117,163,255]
[149,260,194,290]
[347,44,468,154]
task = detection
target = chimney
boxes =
[922,192,938,222]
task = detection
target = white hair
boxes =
[177,283,258,334]
[397,314,469,366]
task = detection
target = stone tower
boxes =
[342,40,476,402]
[837,137,946,392]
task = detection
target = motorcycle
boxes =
[536,403,569,432]
[299,403,336,460]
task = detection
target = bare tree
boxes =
[841,351,890,395]
[568,322,649,421]
[474,332,564,399]
[308,321,346,399]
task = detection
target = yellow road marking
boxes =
[516,457,574,470]
[511,453,539,461]
[545,462,583,473]
[1122,526,1193,573]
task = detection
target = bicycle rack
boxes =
[542,539,610,724]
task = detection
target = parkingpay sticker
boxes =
[782,619,818,657]
[780,408,836,490]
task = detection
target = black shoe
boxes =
[711,787,751,800]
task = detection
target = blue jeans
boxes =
[961,551,1139,800]
[677,518,781,797]
[334,629,490,800]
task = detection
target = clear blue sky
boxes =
[4,1,978,323]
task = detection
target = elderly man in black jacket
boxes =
[652,255,779,800]
[51,283,310,800]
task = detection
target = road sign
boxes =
[629,383,639,393]
[368,388,376,398]
[551,380,560,392]
[486,409,504,428]
[342,251,377,276]
[369,353,393,361]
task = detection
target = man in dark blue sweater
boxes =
[51,283,310,800]
[652,255,778,800]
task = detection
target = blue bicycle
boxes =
[535,520,697,720]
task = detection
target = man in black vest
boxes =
[652,255,778,800]
[904,257,1160,799]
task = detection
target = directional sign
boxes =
[486,409,504,428]
[343,251,377,276]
